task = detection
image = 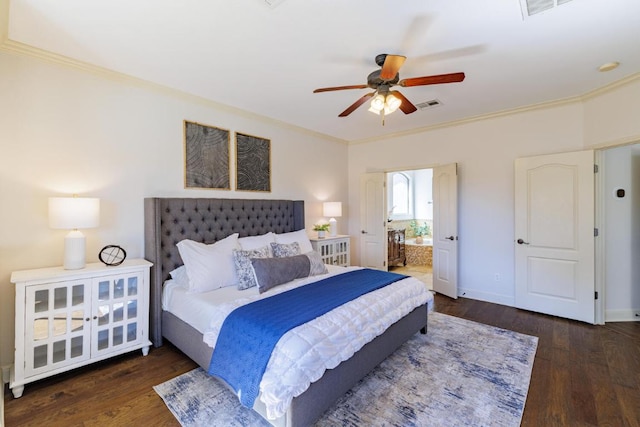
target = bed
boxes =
[144,197,429,426]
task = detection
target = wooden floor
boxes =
[4,295,640,426]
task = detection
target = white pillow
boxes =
[169,266,189,288]
[275,229,313,253]
[238,232,276,252]
[176,233,240,293]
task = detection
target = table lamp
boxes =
[323,202,342,237]
[49,196,100,270]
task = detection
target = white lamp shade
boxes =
[49,197,100,270]
[323,202,342,218]
[49,197,100,229]
[323,202,342,237]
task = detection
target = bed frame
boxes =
[144,197,428,427]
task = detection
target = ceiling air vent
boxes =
[416,99,442,111]
[520,0,574,18]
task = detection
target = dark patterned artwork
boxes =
[235,132,271,192]
[184,121,230,189]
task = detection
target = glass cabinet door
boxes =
[24,280,91,376]
[92,272,143,356]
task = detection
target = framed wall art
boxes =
[235,132,271,192]
[184,120,230,190]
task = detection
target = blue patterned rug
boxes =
[154,312,537,426]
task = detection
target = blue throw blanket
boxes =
[208,268,408,408]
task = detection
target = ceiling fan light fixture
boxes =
[385,93,401,113]
[370,94,386,112]
[313,54,464,119]
[370,93,401,116]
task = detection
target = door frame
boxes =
[594,149,605,325]
[379,163,446,280]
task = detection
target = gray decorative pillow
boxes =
[251,255,311,294]
[271,241,301,258]
[233,246,271,290]
[305,250,328,276]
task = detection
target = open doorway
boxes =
[386,168,434,289]
[360,164,457,297]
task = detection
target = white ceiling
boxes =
[6,0,640,142]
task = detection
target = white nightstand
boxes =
[310,235,350,267]
[10,259,152,398]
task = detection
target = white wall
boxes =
[583,78,640,148]
[0,51,348,368]
[603,145,633,319]
[603,144,640,320]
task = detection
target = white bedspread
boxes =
[203,267,432,420]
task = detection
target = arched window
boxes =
[389,172,411,219]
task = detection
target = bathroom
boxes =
[386,168,433,287]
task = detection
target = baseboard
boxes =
[605,309,640,322]
[457,287,515,308]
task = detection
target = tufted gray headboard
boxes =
[144,197,305,346]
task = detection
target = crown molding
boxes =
[0,34,347,146]
[349,73,640,146]
[349,96,583,145]
[580,72,640,101]
[587,134,640,151]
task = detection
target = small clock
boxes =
[99,245,127,266]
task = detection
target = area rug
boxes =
[154,312,538,426]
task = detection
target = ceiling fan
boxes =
[313,53,465,119]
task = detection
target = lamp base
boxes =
[64,230,86,270]
[329,217,337,237]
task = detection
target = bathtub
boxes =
[405,237,433,246]
[405,238,433,266]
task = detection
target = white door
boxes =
[360,173,387,270]
[515,150,595,323]
[432,163,458,298]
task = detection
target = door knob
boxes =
[361,230,367,234]
[445,236,455,241]
[517,238,530,245]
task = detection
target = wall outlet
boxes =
[494,273,501,281]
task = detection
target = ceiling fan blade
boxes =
[390,90,417,114]
[398,72,465,87]
[380,55,407,80]
[313,84,368,93]
[339,92,375,117]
